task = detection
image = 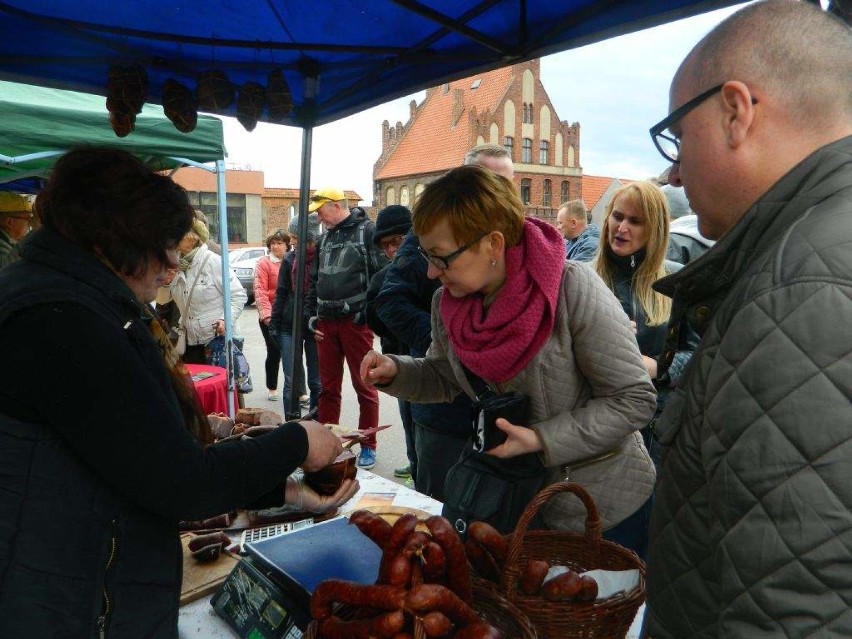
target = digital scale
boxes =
[211,517,382,639]
[211,556,308,639]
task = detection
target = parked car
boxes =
[229,247,267,304]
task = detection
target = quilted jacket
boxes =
[645,136,852,638]
[383,260,657,532]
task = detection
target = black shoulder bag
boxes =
[441,366,548,538]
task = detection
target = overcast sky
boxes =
[219,3,747,204]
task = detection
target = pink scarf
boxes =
[440,217,565,383]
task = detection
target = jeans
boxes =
[316,317,379,448]
[398,399,416,480]
[258,320,280,391]
[278,331,320,418]
[602,495,653,560]
[412,422,468,502]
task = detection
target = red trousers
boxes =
[316,317,380,448]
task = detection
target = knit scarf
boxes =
[179,245,200,272]
[440,217,565,384]
[292,245,316,294]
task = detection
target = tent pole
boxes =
[215,158,236,418]
[288,125,313,420]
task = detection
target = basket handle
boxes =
[500,481,602,594]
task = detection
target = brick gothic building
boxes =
[373,59,581,222]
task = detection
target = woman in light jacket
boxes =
[170,218,247,364]
[361,166,657,555]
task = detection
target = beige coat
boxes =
[384,261,657,532]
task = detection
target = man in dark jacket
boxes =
[307,188,388,469]
[365,205,416,480]
[556,199,600,262]
[645,2,852,637]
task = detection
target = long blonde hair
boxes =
[594,181,671,326]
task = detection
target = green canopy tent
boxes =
[0,80,243,416]
[0,79,225,186]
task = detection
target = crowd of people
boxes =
[1,1,850,637]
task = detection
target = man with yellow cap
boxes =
[305,187,388,470]
[0,192,33,269]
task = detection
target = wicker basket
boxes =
[305,580,537,639]
[499,482,645,639]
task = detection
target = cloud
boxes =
[220,4,745,203]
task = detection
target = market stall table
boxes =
[185,363,232,416]
[177,470,646,638]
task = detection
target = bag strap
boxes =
[178,252,212,329]
[460,363,491,402]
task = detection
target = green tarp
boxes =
[0,80,226,186]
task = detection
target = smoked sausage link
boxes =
[420,611,453,638]
[311,580,406,620]
[405,584,480,626]
[464,539,500,583]
[577,574,599,601]
[349,510,393,549]
[467,522,508,563]
[317,611,405,639]
[421,541,446,582]
[518,559,550,595]
[540,570,583,601]
[424,516,473,604]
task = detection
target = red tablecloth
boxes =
[186,363,235,415]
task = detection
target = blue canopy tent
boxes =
[0,0,750,416]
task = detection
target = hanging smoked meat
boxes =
[106,64,148,137]
[196,69,234,112]
[163,79,198,133]
[267,69,293,122]
[235,81,266,132]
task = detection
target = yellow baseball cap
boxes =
[0,191,32,214]
[308,187,345,212]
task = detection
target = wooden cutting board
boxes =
[180,533,239,605]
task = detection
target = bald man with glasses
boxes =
[0,192,33,269]
[643,2,852,637]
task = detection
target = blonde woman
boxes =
[593,181,699,463]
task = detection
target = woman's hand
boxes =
[213,319,225,335]
[285,476,360,514]
[299,420,343,472]
[360,350,398,386]
[485,419,543,458]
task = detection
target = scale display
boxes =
[211,557,309,639]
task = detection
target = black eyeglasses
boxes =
[649,84,724,163]
[418,232,487,270]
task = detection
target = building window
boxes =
[520,179,531,205]
[522,103,534,124]
[543,179,552,207]
[187,191,247,244]
[400,186,410,206]
[386,187,396,205]
[539,140,549,165]
[522,138,532,163]
[528,103,533,124]
[561,181,569,203]
[503,136,513,158]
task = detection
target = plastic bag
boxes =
[206,336,253,394]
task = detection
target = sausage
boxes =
[424,516,472,604]
[405,584,480,626]
[467,522,508,564]
[421,541,446,582]
[402,531,432,558]
[577,574,599,602]
[464,539,500,583]
[377,514,418,584]
[349,510,393,548]
[419,611,453,638]
[540,570,583,601]
[385,552,414,588]
[390,634,413,639]
[453,622,503,639]
[518,559,550,595]
[311,580,406,620]
[317,611,405,639]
